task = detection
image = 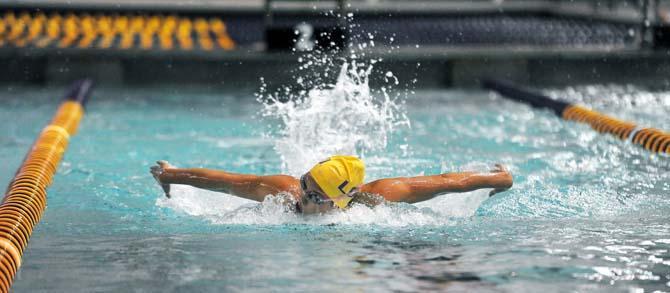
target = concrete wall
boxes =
[2,50,670,89]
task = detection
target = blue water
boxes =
[1,84,669,292]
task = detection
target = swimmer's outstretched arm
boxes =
[359,164,513,204]
[150,161,300,202]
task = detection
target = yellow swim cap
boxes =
[309,155,365,209]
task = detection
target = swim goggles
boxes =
[300,175,333,205]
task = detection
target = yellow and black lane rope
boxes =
[0,10,235,52]
[0,79,93,292]
[482,79,670,154]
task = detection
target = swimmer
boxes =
[150,155,513,214]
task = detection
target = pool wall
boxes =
[2,1,670,89]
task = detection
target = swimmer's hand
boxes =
[150,160,174,198]
[488,164,513,197]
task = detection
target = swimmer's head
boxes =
[307,155,365,209]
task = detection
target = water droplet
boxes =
[259,62,408,175]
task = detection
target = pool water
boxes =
[1,80,669,292]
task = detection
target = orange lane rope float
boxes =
[0,79,93,292]
[483,79,669,154]
[0,10,235,52]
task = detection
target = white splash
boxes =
[156,37,497,225]
[259,61,410,176]
[155,60,497,225]
[157,185,489,226]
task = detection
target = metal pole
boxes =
[641,0,660,48]
[265,0,273,27]
[338,0,346,28]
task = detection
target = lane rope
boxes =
[0,10,235,52]
[482,79,670,155]
[0,79,93,292]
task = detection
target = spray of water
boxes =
[259,61,409,175]
[156,16,494,225]
[157,184,490,226]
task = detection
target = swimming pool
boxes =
[1,76,669,291]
